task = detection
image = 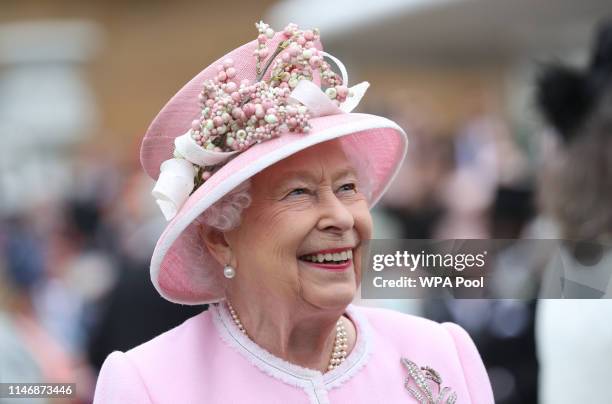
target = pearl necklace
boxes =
[226,300,348,372]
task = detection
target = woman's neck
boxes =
[224,297,356,372]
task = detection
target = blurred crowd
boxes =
[0,156,204,402]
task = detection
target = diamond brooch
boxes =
[401,358,457,404]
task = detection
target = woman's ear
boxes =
[200,225,232,266]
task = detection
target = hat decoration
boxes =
[151,21,370,221]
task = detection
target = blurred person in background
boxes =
[535,19,612,404]
[86,164,205,371]
[435,97,530,240]
[0,143,204,402]
[416,94,538,403]
[369,96,454,240]
[0,153,125,402]
[0,216,80,403]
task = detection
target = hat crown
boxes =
[142,22,373,222]
[141,23,328,181]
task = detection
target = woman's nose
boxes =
[316,192,355,233]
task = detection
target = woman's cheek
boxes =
[355,208,373,239]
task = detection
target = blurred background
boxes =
[1,1,611,403]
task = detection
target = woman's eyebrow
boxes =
[273,170,319,188]
[274,166,357,188]
[333,167,358,181]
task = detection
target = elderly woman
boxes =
[94,22,493,403]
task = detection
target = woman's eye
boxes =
[338,183,357,193]
[287,188,309,197]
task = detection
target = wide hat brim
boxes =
[140,31,408,305]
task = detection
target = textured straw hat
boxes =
[140,22,408,304]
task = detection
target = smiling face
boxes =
[223,140,373,310]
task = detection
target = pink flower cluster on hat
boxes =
[189,21,349,160]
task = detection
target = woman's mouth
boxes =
[298,248,354,272]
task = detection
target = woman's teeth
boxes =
[301,250,353,263]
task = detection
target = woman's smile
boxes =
[298,247,355,272]
[298,259,352,272]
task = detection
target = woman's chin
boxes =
[290,257,358,310]
[302,284,356,311]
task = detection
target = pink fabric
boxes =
[94,305,494,404]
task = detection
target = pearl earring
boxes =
[223,264,236,279]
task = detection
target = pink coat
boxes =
[94,304,494,403]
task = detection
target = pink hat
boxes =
[140,22,407,305]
